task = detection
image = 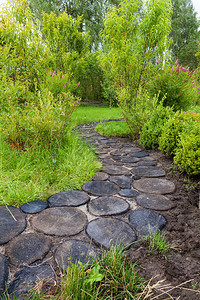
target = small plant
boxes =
[191,281,199,290]
[146,230,172,258]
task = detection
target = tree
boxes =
[29,0,121,50]
[42,11,90,75]
[170,0,200,68]
[101,0,172,137]
[29,0,61,21]
[0,0,47,86]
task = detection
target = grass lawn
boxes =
[71,105,122,125]
[95,121,131,137]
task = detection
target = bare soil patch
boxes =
[126,146,200,299]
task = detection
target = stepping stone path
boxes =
[55,240,100,271]
[86,217,137,249]
[20,200,48,214]
[0,120,177,298]
[48,190,90,207]
[88,196,129,216]
[129,209,167,237]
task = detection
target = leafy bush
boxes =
[158,111,199,156]
[77,51,104,102]
[139,103,174,149]
[148,60,199,110]
[174,121,200,175]
[38,69,80,98]
[117,88,161,139]
[1,89,79,150]
[0,79,36,111]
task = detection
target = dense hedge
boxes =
[139,108,200,176]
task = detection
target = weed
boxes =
[166,163,177,176]
[146,230,172,258]
[13,245,145,300]
[191,281,199,290]
[183,177,199,192]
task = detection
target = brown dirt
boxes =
[126,147,200,299]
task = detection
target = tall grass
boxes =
[0,127,101,206]
[0,106,122,206]
[20,245,144,300]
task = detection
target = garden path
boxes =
[0,120,178,298]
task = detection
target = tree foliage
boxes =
[170,0,200,68]
[0,0,47,87]
[102,0,172,100]
[42,10,89,74]
[29,0,121,50]
[101,0,172,137]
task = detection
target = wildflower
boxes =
[197,87,200,90]
[171,67,174,71]
[52,71,55,77]
[174,59,178,65]
[78,82,80,86]
[169,73,171,75]
[38,78,41,84]
[156,61,159,65]
[181,67,187,72]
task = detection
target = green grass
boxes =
[95,121,131,137]
[18,245,145,300]
[71,106,122,125]
[146,230,172,258]
[0,130,101,206]
[0,106,122,206]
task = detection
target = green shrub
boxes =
[1,89,79,150]
[158,111,199,156]
[78,51,105,102]
[117,87,160,139]
[139,103,174,149]
[39,69,79,98]
[0,79,36,111]
[174,121,200,175]
[148,60,199,110]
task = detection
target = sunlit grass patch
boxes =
[71,106,122,125]
[95,121,131,137]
